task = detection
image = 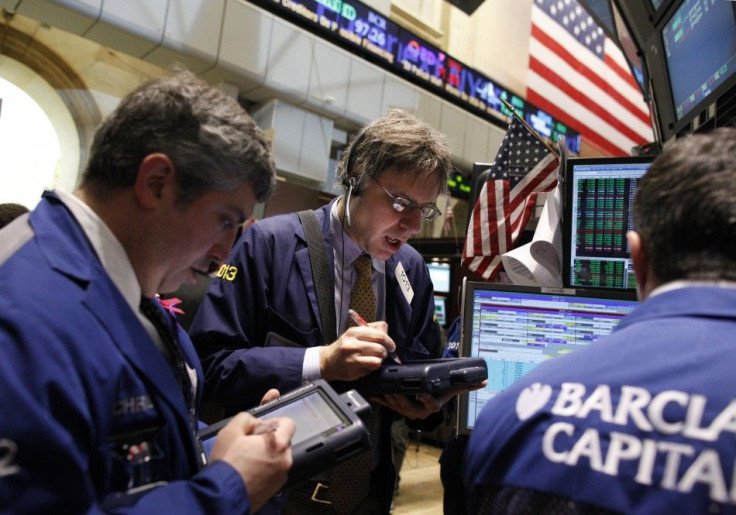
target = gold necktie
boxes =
[330,255,375,513]
[349,255,376,325]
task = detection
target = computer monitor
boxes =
[562,156,655,291]
[456,281,638,435]
[427,262,451,294]
[643,0,736,141]
[661,0,736,125]
[433,295,447,326]
[611,0,648,97]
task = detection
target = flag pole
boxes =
[500,98,560,158]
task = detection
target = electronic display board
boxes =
[251,0,581,154]
[661,0,736,123]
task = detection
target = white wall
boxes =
[3,0,510,175]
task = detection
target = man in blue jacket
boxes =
[0,71,295,513]
[465,128,736,514]
[190,109,472,513]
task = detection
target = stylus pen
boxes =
[348,308,402,364]
[252,420,280,435]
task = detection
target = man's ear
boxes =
[134,153,175,209]
[627,230,649,300]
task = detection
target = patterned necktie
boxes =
[330,255,375,513]
[349,255,376,325]
[139,296,195,426]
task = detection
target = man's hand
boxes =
[209,412,295,512]
[371,381,488,420]
[319,322,396,382]
[260,388,281,405]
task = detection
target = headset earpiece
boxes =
[346,177,355,228]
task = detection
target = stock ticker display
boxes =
[565,158,652,290]
[573,176,637,288]
[251,0,581,153]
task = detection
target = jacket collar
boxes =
[31,192,196,430]
[618,285,736,332]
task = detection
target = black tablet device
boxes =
[197,379,371,487]
[351,357,488,396]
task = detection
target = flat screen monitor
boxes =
[648,0,665,12]
[562,156,655,291]
[661,0,736,123]
[427,262,451,294]
[611,0,648,96]
[434,295,447,326]
[456,281,638,435]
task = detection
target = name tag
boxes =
[395,262,414,304]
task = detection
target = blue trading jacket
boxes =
[0,191,250,513]
[190,200,440,410]
[189,200,441,513]
[465,285,736,514]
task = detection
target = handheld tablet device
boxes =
[351,357,488,396]
[197,379,371,487]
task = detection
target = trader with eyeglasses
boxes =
[190,109,459,514]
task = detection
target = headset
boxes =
[342,130,368,228]
[345,178,355,228]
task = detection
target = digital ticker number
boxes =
[300,0,397,60]
[264,0,581,154]
[355,15,386,47]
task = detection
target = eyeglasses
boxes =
[372,178,442,221]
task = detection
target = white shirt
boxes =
[56,189,198,393]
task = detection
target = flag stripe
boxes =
[510,154,558,207]
[528,1,653,155]
[605,43,640,93]
[530,25,651,130]
[528,58,644,154]
[528,71,631,156]
[462,117,560,280]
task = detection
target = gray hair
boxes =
[81,71,276,205]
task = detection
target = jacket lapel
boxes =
[33,192,192,426]
[384,255,411,348]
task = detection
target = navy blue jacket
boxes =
[465,286,736,514]
[190,201,440,511]
[190,201,440,409]
[0,192,250,513]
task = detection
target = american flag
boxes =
[462,116,559,280]
[528,0,653,156]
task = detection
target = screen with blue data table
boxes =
[456,282,638,434]
[661,0,736,123]
[562,156,655,291]
[427,262,451,294]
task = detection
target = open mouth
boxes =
[385,236,404,251]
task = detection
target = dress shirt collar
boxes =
[329,197,385,274]
[55,189,141,313]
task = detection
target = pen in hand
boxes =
[348,308,402,364]
[252,419,280,435]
